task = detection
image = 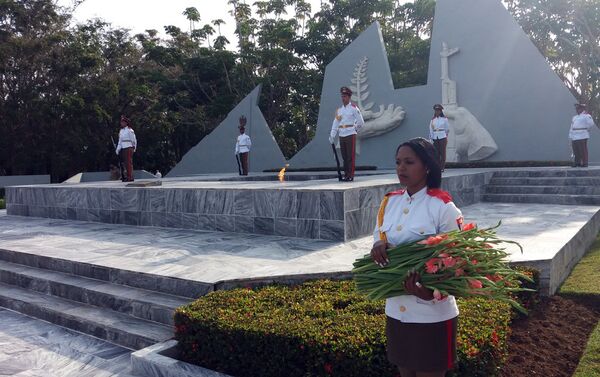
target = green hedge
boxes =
[0,198,5,210]
[174,274,538,377]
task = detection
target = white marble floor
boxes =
[0,202,597,284]
[0,308,134,377]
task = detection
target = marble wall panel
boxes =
[273,191,297,218]
[181,190,198,213]
[139,189,166,212]
[297,191,320,219]
[215,215,235,232]
[360,207,378,235]
[254,191,274,217]
[254,217,274,235]
[67,208,77,220]
[140,212,152,227]
[166,213,182,228]
[181,213,199,229]
[234,190,254,216]
[166,190,183,213]
[121,189,139,211]
[274,218,296,237]
[67,189,87,209]
[198,214,216,231]
[55,188,69,207]
[7,204,28,216]
[320,191,344,221]
[297,219,319,239]
[87,189,110,209]
[54,207,67,220]
[87,209,101,222]
[344,210,362,241]
[235,215,254,233]
[4,187,14,204]
[110,189,123,211]
[213,190,235,215]
[41,188,57,206]
[76,208,88,222]
[320,220,345,241]
[110,210,122,224]
[359,188,380,209]
[344,189,360,211]
[151,212,167,228]
[123,211,140,226]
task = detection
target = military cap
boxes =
[433,104,444,110]
[340,86,352,96]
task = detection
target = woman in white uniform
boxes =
[371,137,463,377]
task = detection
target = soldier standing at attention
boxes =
[569,103,596,167]
[235,115,251,175]
[330,86,364,181]
[116,115,137,182]
[429,104,450,172]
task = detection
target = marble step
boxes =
[488,177,600,186]
[484,185,600,196]
[0,260,190,326]
[0,282,173,350]
[491,169,600,178]
[482,193,600,205]
[0,248,213,299]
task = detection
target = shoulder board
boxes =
[427,188,452,204]
[385,189,405,197]
[351,103,357,108]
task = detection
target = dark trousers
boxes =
[340,134,356,179]
[433,138,448,170]
[120,147,134,181]
[239,152,249,175]
[572,139,588,167]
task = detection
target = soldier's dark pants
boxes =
[433,138,448,170]
[571,139,588,167]
[340,134,356,180]
[240,152,249,175]
[120,147,134,181]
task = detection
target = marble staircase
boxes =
[0,250,191,350]
[483,169,600,205]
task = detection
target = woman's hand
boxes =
[404,270,434,301]
[370,240,390,267]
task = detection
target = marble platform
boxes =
[4,170,493,242]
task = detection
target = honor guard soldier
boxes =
[116,115,137,182]
[429,104,450,171]
[330,86,365,181]
[569,103,596,167]
[235,115,251,175]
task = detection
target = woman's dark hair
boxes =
[396,137,442,188]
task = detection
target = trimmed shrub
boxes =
[175,279,525,377]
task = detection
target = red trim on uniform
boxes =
[385,189,406,197]
[350,134,356,178]
[446,319,454,369]
[351,103,357,108]
[427,188,452,203]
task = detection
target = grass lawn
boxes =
[561,235,600,376]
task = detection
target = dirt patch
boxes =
[500,295,600,377]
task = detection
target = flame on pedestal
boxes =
[278,164,289,182]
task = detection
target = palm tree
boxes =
[182,7,201,33]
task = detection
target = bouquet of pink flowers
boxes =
[352,222,534,313]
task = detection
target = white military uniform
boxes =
[235,133,251,154]
[330,103,365,141]
[373,187,463,323]
[569,111,596,141]
[429,116,450,140]
[116,126,137,154]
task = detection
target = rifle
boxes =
[111,136,125,181]
[331,143,343,181]
[235,153,242,175]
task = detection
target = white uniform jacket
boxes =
[373,187,463,323]
[116,127,137,155]
[330,103,365,139]
[235,133,251,154]
[429,116,449,140]
[569,111,596,141]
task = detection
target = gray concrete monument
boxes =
[290,0,588,169]
[167,85,286,177]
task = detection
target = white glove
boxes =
[115,148,120,155]
[329,135,335,144]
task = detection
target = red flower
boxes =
[471,259,478,265]
[487,274,503,282]
[491,330,499,345]
[454,268,465,277]
[419,234,448,246]
[324,363,333,375]
[441,255,456,268]
[462,223,476,231]
[468,279,483,289]
[425,258,441,273]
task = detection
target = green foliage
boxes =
[0,198,5,210]
[174,279,522,377]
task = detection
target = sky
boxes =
[56,0,327,43]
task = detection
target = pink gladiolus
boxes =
[454,268,465,277]
[469,279,483,289]
[462,223,476,231]
[419,234,448,246]
[471,259,478,265]
[433,289,442,300]
[442,256,456,268]
[425,258,440,273]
